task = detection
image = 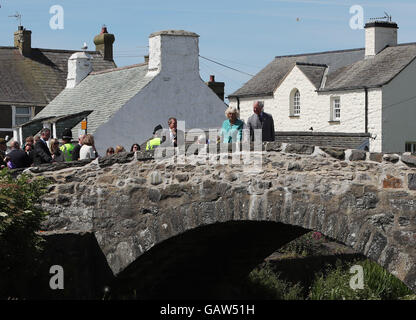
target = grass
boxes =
[308,259,413,300]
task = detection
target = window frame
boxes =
[12,105,34,127]
[290,88,301,117]
[405,142,416,153]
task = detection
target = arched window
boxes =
[290,89,300,116]
[293,90,300,115]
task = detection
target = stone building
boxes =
[26,30,228,156]
[0,26,117,140]
[228,20,416,153]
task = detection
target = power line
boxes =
[199,55,254,77]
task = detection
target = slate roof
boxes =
[321,43,416,91]
[230,43,416,97]
[229,48,365,98]
[32,63,154,135]
[0,47,116,105]
[296,63,327,89]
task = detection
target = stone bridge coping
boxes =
[16,141,416,175]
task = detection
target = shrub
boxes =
[279,231,326,257]
[246,264,303,300]
[0,169,49,298]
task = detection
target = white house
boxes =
[20,30,227,155]
[228,20,416,153]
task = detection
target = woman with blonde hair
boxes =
[219,106,244,143]
[115,145,126,154]
[49,138,64,162]
[80,134,97,160]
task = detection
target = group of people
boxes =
[0,101,274,169]
[220,100,275,144]
[145,102,274,151]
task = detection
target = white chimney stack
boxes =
[365,21,398,58]
[147,30,200,79]
[66,52,93,88]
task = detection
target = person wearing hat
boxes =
[0,138,7,169]
[59,128,75,162]
[146,124,166,150]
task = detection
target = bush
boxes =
[309,259,413,300]
[279,231,326,257]
[246,264,303,300]
[0,169,49,298]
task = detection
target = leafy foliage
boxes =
[278,231,326,257]
[246,263,303,300]
[0,169,49,298]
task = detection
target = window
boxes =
[13,106,32,126]
[290,89,300,116]
[333,97,340,120]
[293,90,300,115]
[405,142,416,153]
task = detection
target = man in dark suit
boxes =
[166,117,185,148]
[247,101,275,142]
[33,128,53,165]
[7,140,31,168]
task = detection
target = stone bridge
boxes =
[28,142,416,298]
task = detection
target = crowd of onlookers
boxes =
[0,101,274,170]
[0,128,141,170]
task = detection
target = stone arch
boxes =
[95,178,415,295]
[37,144,416,295]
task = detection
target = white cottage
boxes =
[21,30,227,155]
[229,20,416,153]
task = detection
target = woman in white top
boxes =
[79,134,97,160]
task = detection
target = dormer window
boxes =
[290,89,300,116]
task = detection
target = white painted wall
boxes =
[367,88,383,152]
[93,32,227,155]
[229,65,384,152]
[365,26,397,57]
[382,58,416,152]
[66,52,92,88]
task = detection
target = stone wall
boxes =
[18,141,416,295]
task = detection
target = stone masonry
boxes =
[23,142,416,294]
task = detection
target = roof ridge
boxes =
[296,62,328,67]
[36,48,101,54]
[275,47,364,59]
[90,63,147,75]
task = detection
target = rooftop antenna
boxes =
[369,11,392,22]
[8,11,22,27]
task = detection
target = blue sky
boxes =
[1,0,415,101]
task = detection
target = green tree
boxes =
[0,169,49,298]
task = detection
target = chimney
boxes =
[206,75,225,101]
[147,30,199,78]
[365,21,398,58]
[93,26,115,61]
[14,26,31,56]
[66,52,92,88]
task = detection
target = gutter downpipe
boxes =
[364,87,368,134]
[236,97,240,112]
